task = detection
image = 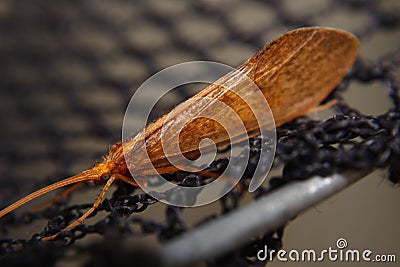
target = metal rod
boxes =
[159,170,371,266]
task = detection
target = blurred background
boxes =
[0,0,399,266]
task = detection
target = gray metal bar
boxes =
[159,170,371,266]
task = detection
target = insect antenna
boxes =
[41,175,116,241]
[29,182,84,212]
[0,171,97,218]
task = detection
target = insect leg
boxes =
[41,175,116,241]
[307,99,337,114]
[113,173,139,187]
[0,172,95,218]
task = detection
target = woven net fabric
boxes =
[0,0,399,266]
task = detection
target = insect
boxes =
[0,27,359,241]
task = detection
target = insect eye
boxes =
[100,173,111,181]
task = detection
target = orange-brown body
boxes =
[0,27,359,240]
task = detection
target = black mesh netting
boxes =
[0,0,399,266]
